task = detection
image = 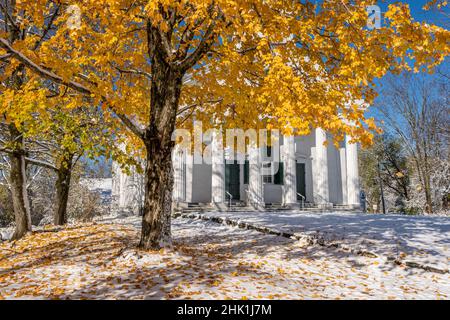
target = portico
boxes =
[112,129,360,213]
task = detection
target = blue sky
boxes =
[376,0,449,74]
[383,0,448,24]
[370,1,449,118]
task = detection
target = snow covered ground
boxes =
[183,211,450,272]
[0,214,449,300]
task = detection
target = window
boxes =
[244,160,284,185]
[262,163,273,184]
[263,175,273,184]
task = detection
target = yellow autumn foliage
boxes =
[0,0,447,149]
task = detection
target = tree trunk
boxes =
[424,178,433,214]
[139,145,174,249]
[54,154,74,225]
[139,59,183,250]
[9,124,32,240]
[422,147,434,214]
[6,7,30,240]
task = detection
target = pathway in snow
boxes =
[176,211,450,272]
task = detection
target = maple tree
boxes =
[0,98,123,228]
[0,1,448,248]
[28,106,123,225]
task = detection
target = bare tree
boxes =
[375,72,449,214]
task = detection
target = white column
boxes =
[211,131,226,208]
[111,160,120,213]
[313,128,331,208]
[119,166,140,215]
[248,145,265,210]
[136,167,145,215]
[118,168,127,208]
[339,146,348,205]
[184,153,194,203]
[172,148,186,206]
[129,167,144,215]
[345,135,360,208]
[283,135,298,208]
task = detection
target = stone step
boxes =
[175,203,355,214]
[333,205,358,211]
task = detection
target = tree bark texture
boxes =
[139,55,183,250]
[54,154,74,225]
[9,124,32,240]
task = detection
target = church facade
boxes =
[111,128,360,214]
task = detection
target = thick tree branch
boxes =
[177,98,223,115]
[0,147,57,171]
[112,108,145,139]
[32,5,61,51]
[147,20,173,66]
[0,53,12,61]
[0,37,145,139]
[25,157,58,171]
[112,63,152,80]
[0,3,19,32]
[0,37,92,95]
[178,9,223,72]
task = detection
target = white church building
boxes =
[111,128,360,214]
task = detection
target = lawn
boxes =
[1,215,449,300]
